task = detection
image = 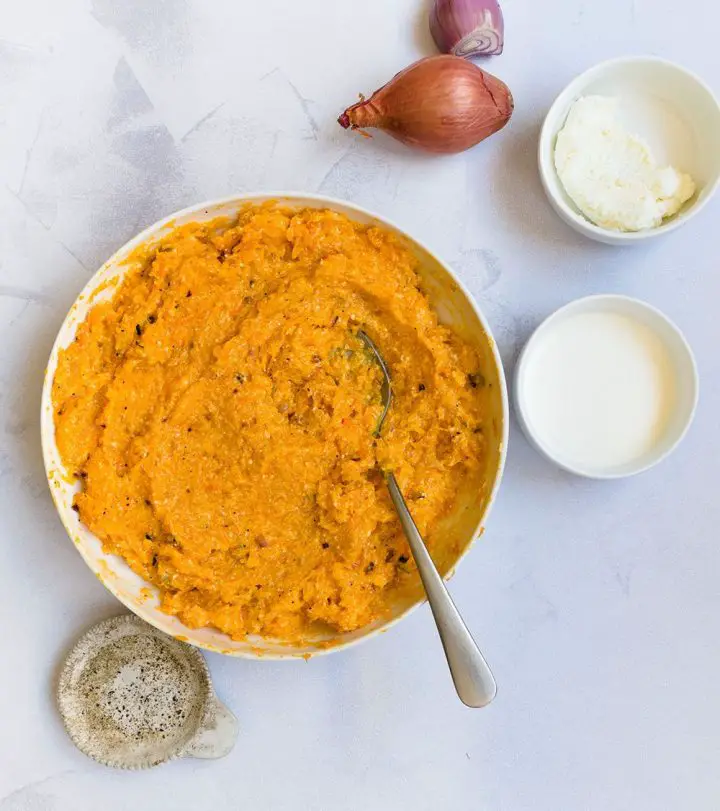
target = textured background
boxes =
[1,1,718,808]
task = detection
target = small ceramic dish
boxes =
[57,615,238,769]
[538,56,720,245]
[514,295,698,479]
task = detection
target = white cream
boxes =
[521,311,677,473]
[554,95,695,232]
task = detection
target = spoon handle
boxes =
[386,473,497,708]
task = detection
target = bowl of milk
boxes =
[514,295,698,478]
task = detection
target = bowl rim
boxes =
[41,190,509,659]
[538,55,720,243]
[513,293,699,479]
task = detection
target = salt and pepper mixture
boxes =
[57,615,238,769]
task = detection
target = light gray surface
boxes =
[0,0,718,808]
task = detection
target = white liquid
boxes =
[522,311,677,472]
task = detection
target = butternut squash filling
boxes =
[53,206,497,643]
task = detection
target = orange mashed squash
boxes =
[53,205,497,643]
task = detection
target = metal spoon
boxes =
[359,330,497,708]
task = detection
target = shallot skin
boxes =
[338,56,513,155]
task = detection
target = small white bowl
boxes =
[514,295,698,479]
[539,56,720,245]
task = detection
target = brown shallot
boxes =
[338,55,513,155]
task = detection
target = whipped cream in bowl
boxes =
[554,95,695,232]
[538,57,720,245]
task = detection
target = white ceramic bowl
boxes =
[539,56,720,245]
[514,294,698,478]
[42,192,508,659]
